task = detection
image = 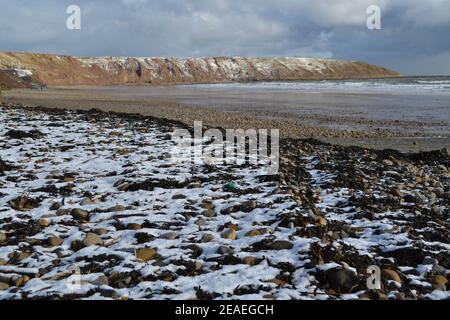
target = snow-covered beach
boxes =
[0,104,448,300]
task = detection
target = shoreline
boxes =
[2,87,449,153]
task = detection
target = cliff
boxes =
[0,51,400,87]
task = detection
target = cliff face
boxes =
[0,52,400,87]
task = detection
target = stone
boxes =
[0,259,7,266]
[127,223,141,230]
[90,275,109,286]
[136,248,158,262]
[15,275,30,287]
[201,233,214,243]
[195,217,206,227]
[423,257,438,266]
[217,246,233,255]
[47,236,63,247]
[185,244,203,258]
[269,240,293,250]
[431,275,448,287]
[80,197,94,205]
[71,208,89,220]
[37,218,50,227]
[382,159,394,166]
[326,268,359,294]
[0,282,9,291]
[243,256,257,266]
[245,229,263,237]
[221,228,237,240]
[201,209,216,217]
[50,202,62,210]
[200,201,215,210]
[83,232,103,247]
[172,194,187,200]
[403,194,417,204]
[108,205,126,212]
[56,209,70,216]
[221,200,257,214]
[318,217,328,227]
[93,228,109,236]
[160,232,178,240]
[0,232,6,243]
[382,269,402,283]
[71,240,83,252]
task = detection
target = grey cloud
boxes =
[0,0,448,75]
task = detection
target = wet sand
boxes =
[2,85,449,153]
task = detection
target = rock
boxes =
[0,259,7,266]
[194,260,203,271]
[127,223,141,230]
[93,228,108,236]
[441,148,450,158]
[200,201,215,210]
[195,217,206,227]
[80,197,94,205]
[326,268,359,294]
[269,240,293,250]
[90,275,109,286]
[201,233,214,242]
[382,269,402,283]
[15,275,30,287]
[71,208,89,220]
[136,248,158,262]
[317,217,327,227]
[221,200,257,214]
[201,209,216,217]
[37,218,50,227]
[423,257,438,266]
[172,194,186,200]
[245,229,263,237]
[217,246,233,255]
[243,256,257,266]
[221,228,237,240]
[431,275,448,290]
[108,205,126,212]
[47,236,63,247]
[71,240,83,252]
[382,159,394,166]
[50,202,62,210]
[403,194,417,204]
[185,244,203,258]
[160,232,178,240]
[0,232,6,243]
[0,282,9,291]
[56,209,70,216]
[9,251,31,261]
[83,232,103,247]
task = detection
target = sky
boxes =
[0,0,449,75]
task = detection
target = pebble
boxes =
[0,259,7,266]
[71,208,89,220]
[47,236,64,247]
[243,256,257,266]
[56,209,70,216]
[218,245,233,255]
[160,232,178,240]
[382,269,402,283]
[201,233,214,242]
[269,240,293,250]
[0,282,9,291]
[15,275,30,287]
[83,232,103,247]
[37,218,50,227]
[108,205,126,212]
[431,275,448,288]
[90,275,109,286]
[50,202,62,210]
[136,248,158,262]
[0,232,6,243]
[195,217,206,227]
[221,228,237,240]
[80,197,95,205]
[127,223,141,230]
[172,194,186,200]
[326,268,359,294]
[201,209,216,217]
[93,228,109,236]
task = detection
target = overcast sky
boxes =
[1,0,449,75]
